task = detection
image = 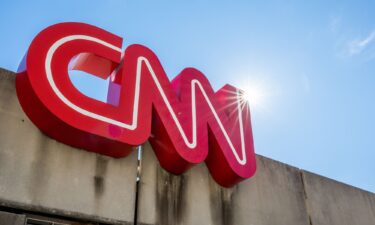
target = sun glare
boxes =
[239,81,268,110]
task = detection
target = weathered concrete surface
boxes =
[302,171,375,225]
[0,68,137,224]
[0,211,25,225]
[2,67,375,225]
[137,143,311,225]
[230,156,310,225]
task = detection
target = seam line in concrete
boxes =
[299,171,313,225]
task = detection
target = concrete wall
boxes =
[302,171,375,225]
[0,211,25,225]
[0,68,374,225]
[137,143,311,225]
[137,147,375,225]
[0,68,138,224]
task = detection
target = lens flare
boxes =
[240,85,265,109]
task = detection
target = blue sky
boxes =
[0,1,374,192]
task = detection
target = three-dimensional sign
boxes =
[16,22,256,187]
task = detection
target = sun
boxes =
[240,84,266,110]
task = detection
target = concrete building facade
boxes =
[0,68,374,224]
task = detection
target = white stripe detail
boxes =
[45,35,247,165]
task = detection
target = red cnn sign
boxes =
[16,22,256,187]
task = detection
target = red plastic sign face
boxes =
[16,22,256,187]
